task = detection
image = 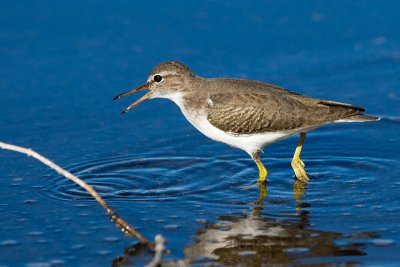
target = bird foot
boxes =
[291,159,309,182]
[241,182,259,190]
[242,182,268,201]
[299,159,305,168]
[257,179,267,185]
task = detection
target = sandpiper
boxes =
[113,62,379,183]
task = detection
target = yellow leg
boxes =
[252,152,268,184]
[256,160,268,183]
[291,132,309,182]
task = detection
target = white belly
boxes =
[159,94,297,156]
[172,98,288,156]
[185,111,288,156]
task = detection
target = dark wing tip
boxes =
[319,100,365,112]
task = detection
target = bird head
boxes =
[113,61,196,114]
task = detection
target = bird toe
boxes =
[291,160,309,182]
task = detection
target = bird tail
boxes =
[318,100,380,123]
[335,114,380,123]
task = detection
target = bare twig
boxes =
[0,141,149,244]
[146,235,165,267]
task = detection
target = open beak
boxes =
[113,83,152,114]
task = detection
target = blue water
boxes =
[1,1,400,266]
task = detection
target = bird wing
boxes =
[206,91,363,134]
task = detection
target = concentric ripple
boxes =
[39,147,399,209]
[40,153,251,201]
[274,155,399,192]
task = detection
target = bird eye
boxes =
[153,75,163,83]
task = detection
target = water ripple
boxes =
[39,150,399,213]
[40,154,248,201]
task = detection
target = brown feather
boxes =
[207,92,364,134]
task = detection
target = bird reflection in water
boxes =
[179,185,375,266]
[256,176,307,203]
[114,183,377,266]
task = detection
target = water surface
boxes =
[1,1,400,266]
